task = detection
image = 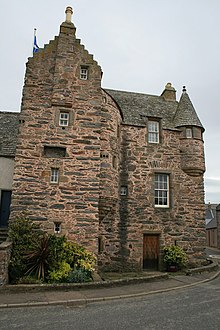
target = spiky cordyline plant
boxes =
[25,233,50,280]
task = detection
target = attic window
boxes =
[44,146,66,158]
[80,66,88,80]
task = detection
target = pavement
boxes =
[0,258,219,309]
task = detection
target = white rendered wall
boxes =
[0,157,14,190]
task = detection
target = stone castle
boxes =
[0,7,206,271]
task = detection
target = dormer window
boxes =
[148,120,159,143]
[80,66,88,80]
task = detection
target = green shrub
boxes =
[47,261,71,283]
[8,218,43,283]
[163,245,188,269]
[66,268,92,283]
[8,218,96,284]
[46,241,96,283]
[62,241,96,273]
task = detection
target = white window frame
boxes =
[80,67,88,80]
[59,112,69,127]
[50,168,59,183]
[54,222,61,234]
[154,174,169,207]
[186,128,193,138]
[148,120,159,143]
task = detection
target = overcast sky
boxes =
[0,0,219,203]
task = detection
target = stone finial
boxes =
[182,86,187,93]
[65,6,73,23]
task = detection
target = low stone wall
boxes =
[0,241,12,285]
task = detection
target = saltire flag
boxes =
[33,28,39,54]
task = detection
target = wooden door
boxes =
[143,234,159,270]
[0,190,12,227]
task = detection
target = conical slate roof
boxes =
[173,90,204,131]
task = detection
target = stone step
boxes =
[0,228,8,244]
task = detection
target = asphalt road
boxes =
[1,275,220,330]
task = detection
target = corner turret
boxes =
[174,87,205,176]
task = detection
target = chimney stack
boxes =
[161,82,176,101]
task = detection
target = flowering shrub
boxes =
[163,245,188,269]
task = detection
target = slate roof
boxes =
[205,204,218,229]
[0,112,19,157]
[105,88,204,131]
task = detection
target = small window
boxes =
[50,168,59,183]
[113,155,117,169]
[59,112,69,127]
[193,127,202,139]
[155,174,169,207]
[117,124,120,138]
[100,151,109,159]
[120,186,128,196]
[186,128,193,138]
[54,222,61,234]
[80,67,88,80]
[98,237,104,253]
[44,146,66,158]
[148,120,159,143]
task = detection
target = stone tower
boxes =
[11,7,102,253]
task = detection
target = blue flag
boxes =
[33,32,39,54]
